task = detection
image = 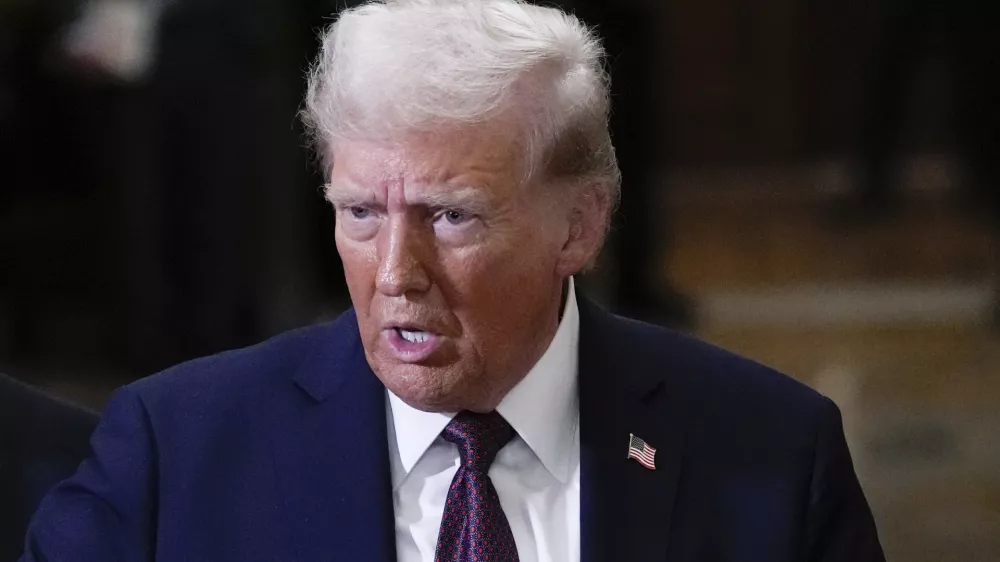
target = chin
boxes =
[378,363,491,413]
[378,364,456,412]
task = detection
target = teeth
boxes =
[398,329,430,343]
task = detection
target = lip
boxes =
[383,326,443,363]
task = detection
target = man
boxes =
[1,374,96,561]
[21,1,885,560]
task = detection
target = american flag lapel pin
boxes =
[627,433,657,470]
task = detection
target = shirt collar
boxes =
[387,277,580,487]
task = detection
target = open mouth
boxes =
[395,327,432,343]
[385,325,442,362]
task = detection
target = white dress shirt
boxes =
[387,278,581,562]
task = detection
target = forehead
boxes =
[328,123,526,196]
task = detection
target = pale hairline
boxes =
[312,107,581,184]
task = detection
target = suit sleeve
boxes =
[804,397,886,562]
[3,378,98,562]
[20,386,157,562]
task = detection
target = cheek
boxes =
[336,226,378,268]
[444,225,559,312]
[336,233,378,305]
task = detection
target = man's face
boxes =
[328,123,582,413]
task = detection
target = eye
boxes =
[431,207,481,244]
[440,209,471,225]
[348,206,372,220]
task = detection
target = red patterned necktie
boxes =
[434,411,519,562]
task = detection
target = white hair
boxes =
[303,0,620,227]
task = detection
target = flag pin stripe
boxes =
[626,433,657,470]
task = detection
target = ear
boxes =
[556,185,611,277]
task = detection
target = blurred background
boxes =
[2,0,998,560]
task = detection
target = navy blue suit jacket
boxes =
[21,299,884,561]
[1,374,97,562]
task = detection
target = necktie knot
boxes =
[442,410,515,472]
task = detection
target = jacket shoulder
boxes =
[125,313,354,416]
[608,314,833,426]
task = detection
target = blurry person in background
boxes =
[0,0,122,366]
[21,2,883,561]
[63,0,363,373]
[0,374,96,561]
[64,0,290,371]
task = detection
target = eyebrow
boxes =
[324,182,493,215]
[324,182,376,208]
[413,187,493,214]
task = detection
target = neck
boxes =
[475,278,568,412]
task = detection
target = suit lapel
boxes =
[261,301,685,562]
[266,312,396,562]
[578,299,685,562]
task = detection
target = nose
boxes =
[376,217,432,297]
